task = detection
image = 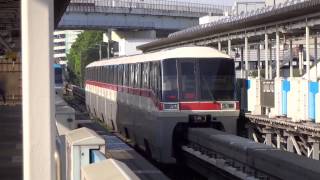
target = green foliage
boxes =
[67,30,108,86]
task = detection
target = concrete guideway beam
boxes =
[22,0,55,180]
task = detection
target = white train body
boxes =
[85,46,240,163]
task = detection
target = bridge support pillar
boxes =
[257,44,261,78]
[241,47,244,78]
[315,37,318,79]
[265,33,269,79]
[308,137,320,160]
[269,42,273,79]
[245,35,249,78]
[306,25,310,80]
[262,128,274,146]
[218,41,221,51]
[289,39,293,77]
[299,45,304,76]
[276,29,280,78]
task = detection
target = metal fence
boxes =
[68,0,231,15]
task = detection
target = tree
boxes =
[67,30,108,86]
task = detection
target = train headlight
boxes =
[221,102,235,110]
[162,103,179,111]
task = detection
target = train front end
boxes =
[156,57,240,163]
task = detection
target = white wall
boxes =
[118,39,154,56]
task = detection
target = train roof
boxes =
[86,46,231,68]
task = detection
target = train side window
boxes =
[142,62,150,89]
[97,67,100,82]
[179,60,197,101]
[162,59,178,102]
[150,61,161,99]
[155,61,162,99]
[104,66,107,83]
[111,66,114,84]
[150,62,155,94]
[135,63,141,88]
[129,64,135,88]
[114,65,117,84]
[124,64,128,86]
[108,66,112,84]
[93,67,95,81]
[118,64,123,86]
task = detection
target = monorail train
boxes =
[85,46,240,163]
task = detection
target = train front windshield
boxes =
[162,58,235,102]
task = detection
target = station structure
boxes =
[138,0,320,160]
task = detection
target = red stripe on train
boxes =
[179,102,221,110]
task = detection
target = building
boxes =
[53,30,83,63]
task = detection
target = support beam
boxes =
[289,39,293,77]
[277,133,281,149]
[0,35,12,51]
[245,35,249,78]
[291,136,302,155]
[265,33,269,79]
[269,43,273,79]
[257,44,261,78]
[228,39,232,56]
[218,41,221,51]
[22,0,55,180]
[299,45,303,76]
[287,136,294,152]
[276,29,280,78]
[315,36,318,79]
[306,25,310,80]
[241,47,244,78]
[313,142,319,160]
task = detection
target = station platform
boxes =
[0,105,22,180]
[80,122,169,180]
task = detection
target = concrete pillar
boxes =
[289,39,293,77]
[299,45,303,76]
[22,0,55,180]
[245,35,249,78]
[276,133,281,149]
[218,41,221,51]
[276,30,280,78]
[265,33,269,79]
[241,47,244,78]
[228,39,232,56]
[287,136,294,152]
[270,43,273,79]
[313,142,319,160]
[257,44,261,78]
[306,25,310,80]
[315,37,318,79]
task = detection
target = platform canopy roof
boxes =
[0,0,70,53]
[138,0,320,52]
